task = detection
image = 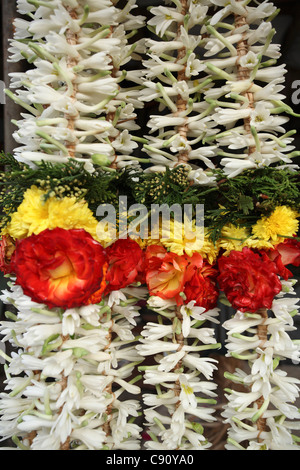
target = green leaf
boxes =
[237,194,254,215]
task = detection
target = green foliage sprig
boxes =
[206,167,299,242]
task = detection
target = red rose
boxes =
[105,238,145,294]
[144,245,189,304]
[13,228,108,309]
[184,261,219,311]
[218,247,282,312]
[0,235,16,274]
[262,238,300,280]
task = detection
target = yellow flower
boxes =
[251,206,299,245]
[243,237,275,250]
[200,229,220,264]
[199,229,220,264]
[3,186,104,243]
[218,223,250,255]
[132,236,162,250]
[160,218,205,257]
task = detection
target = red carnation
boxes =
[218,247,282,312]
[105,238,145,294]
[13,228,108,309]
[184,261,219,311]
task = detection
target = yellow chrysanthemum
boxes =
[3,186,103,242]
[160,219,205,257]
[132,236,162,249]
[243,237,275,250]
[200,229,220,264]
[218,223,250,255]
[251,206,299,245]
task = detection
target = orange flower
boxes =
[144,245,189,304]
[13,228,107,309]
[0,235,16,274]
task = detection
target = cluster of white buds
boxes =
[137,297,221,449]
[222,282,300,450]
[0,281,147,450]
[7,0,146,170]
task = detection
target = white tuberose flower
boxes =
[179,375,197,409]
[148,6,184,37]
[180,301,205,338]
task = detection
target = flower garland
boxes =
[7,0,146,169]
[222,282,300,450]
[140,0,218,175]
[0,0,299,451]
[0,0,147,450]
[137,298,220,450]
[0,281,144,450]
[205,0,300,176]
[136,0,300,450]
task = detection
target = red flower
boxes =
[263,238,300,280]
[0,235,16,274]
[184,261,219,311]
[144,245,189,304]
[105,238,145,294]
[217,247,282,312]
[276,238,300,266]
[13,228,108,309]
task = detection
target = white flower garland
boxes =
[0,280,146,450]
[8,0,145,170]
[222,281,300,450]
[203,0,300,176]
[139,0,218,183]
[137,297,220,449]
[140,0,300,178]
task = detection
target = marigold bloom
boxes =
[199,229,220,265]
[218,223,250,255]
[160,219,205,257]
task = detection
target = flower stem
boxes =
[234,8,256,155]
[255,308,269,440]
